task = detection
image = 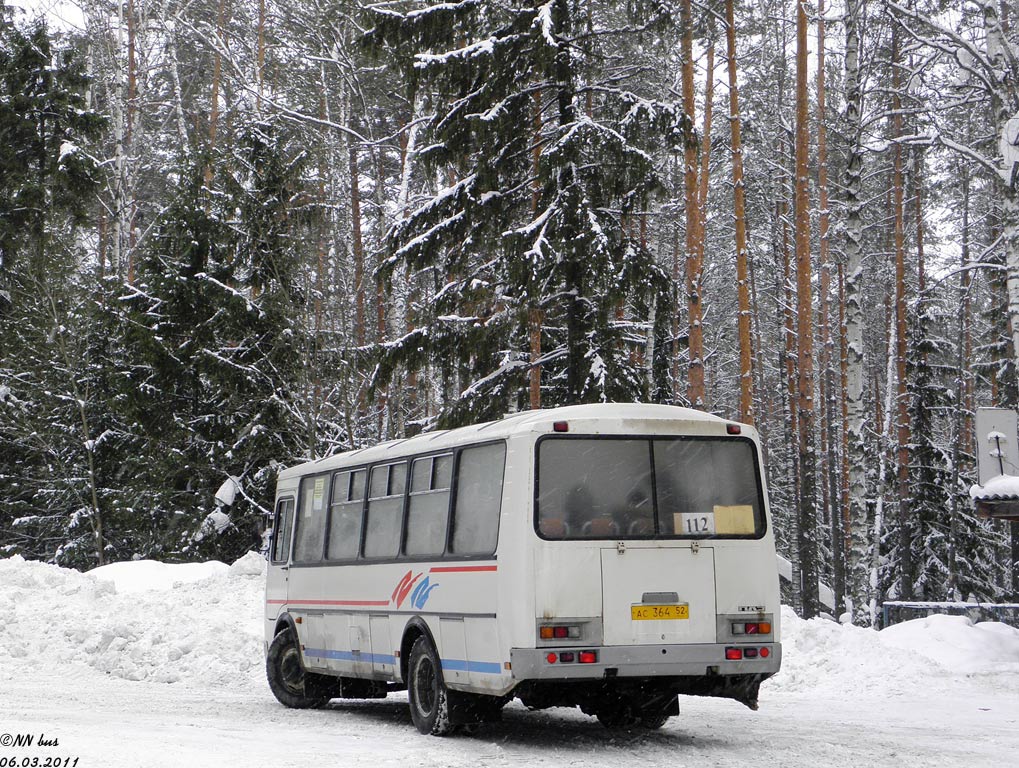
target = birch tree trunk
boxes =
[844,0,870,623]
[891,25,914,601]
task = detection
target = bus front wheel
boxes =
[266,628,331,709]
[408,636,454,735]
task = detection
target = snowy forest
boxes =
[0,0,1017,623]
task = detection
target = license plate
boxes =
[631,604,689,621]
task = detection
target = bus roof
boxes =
[277,403,732,482]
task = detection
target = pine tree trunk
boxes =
[680,0,704,407]
[794,0,819,618]
[725,0,754,425]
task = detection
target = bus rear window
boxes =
[536,437,764,540]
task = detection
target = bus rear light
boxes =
[725,647,743,661]
[546,653,558,664]
[727,424,742,435]
[760,647,771,658]
[578,651,598,664]
[744,647,759,658]
[559,651,576,663]
[732,621,772,636]
[540,624,581,640]
[553,421,569,432]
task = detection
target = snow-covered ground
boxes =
[2,555,1018,767]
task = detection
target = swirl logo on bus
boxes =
[392,570,439,610]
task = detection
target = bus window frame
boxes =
[402,451,455,559]
[362,460,410,561]
[291,472,334,564]
[533,433,768,542]
[269,496,296,565]
[322,466,369,564]
[287,438,508,568]
[447,441,507,557]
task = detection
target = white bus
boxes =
[264,403,781,734]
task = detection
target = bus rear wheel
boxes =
[408,636,454,735]
[266,628,331,709]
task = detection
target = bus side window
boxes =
[271,498,295,563]
[364,463,407,559]
[450,443,506,555]
[294,475,328,562]
[405,454,452,557]
[327,469,366,560]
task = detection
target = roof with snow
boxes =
[279,403,739,482]
[969,474,1019,521]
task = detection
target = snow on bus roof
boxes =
[278,403,728,481]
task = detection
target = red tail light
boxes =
[727,424,742,435]
[553,421,569,432]
[725,647,743,660]
[559,651,576,663]
[744,647,759,658]
[760,647,771,658]
[546,653,558,664]
[578,650,598,664]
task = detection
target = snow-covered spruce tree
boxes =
[905,289,954,601]
[366,0,679,428]
[120,124,310,561]
[0,14,106,566]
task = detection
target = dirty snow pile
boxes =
[767,604,1019,698]
[0,553,265,688]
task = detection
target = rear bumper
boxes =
[510,642,781,680]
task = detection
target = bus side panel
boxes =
[348,614,373,676]
[534,546,602,621]
[465,617,503,691]
[370,614,396,674]
[321,613,353,674]
[288,565,330,672]
[439,617,469,686]
[302,613,326,670]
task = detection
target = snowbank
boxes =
[89,559,230,593]
[766,604,1019,697]
[0,553,265,688]
[3,553,1018,701]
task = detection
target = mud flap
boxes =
[446,690,507,725]
[718,675,762,710]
